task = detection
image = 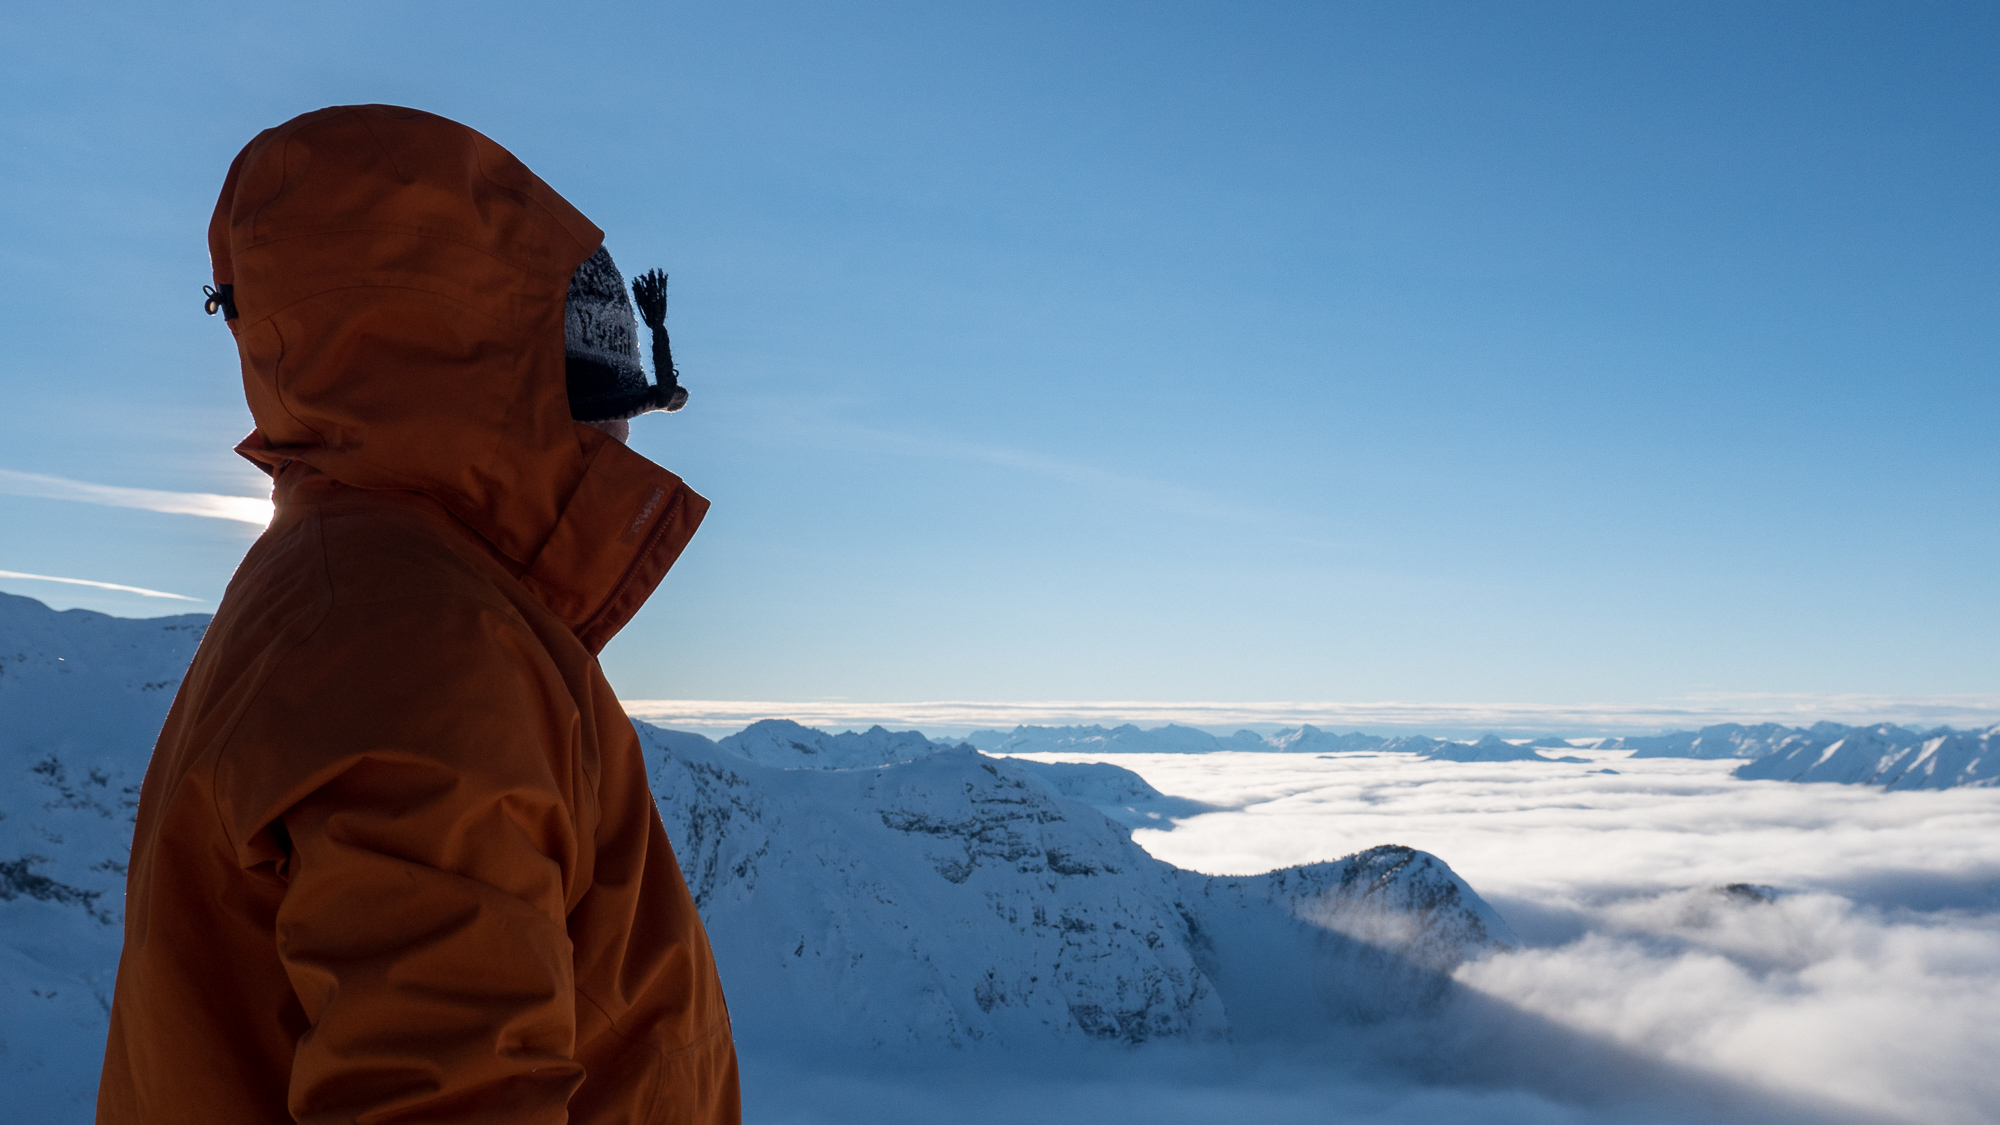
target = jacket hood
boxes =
[211,105,704,651]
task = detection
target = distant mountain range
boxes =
[963,722,1586,762]
[953,719,1997,786]
[1728,723,1999,789]
[1574,720,1997,789]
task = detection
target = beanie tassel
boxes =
[630,270,688,413]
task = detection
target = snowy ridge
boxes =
[1183,846,1517,1030]
[717,717,949,768]
[639,725,1516,1052]
[1005,758,1218,829]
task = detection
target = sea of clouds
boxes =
[904,749,1997,1125]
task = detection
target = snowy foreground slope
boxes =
[0,596,1517,1118]
[641,723,1515,1052]
[0,594,206,1113]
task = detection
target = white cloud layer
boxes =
[1458,892,2000,1125]
[0,468,271,525]
[622,695,2000,736]
[991,750,2000,1124]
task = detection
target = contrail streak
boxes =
[0,569,201,601]
[0,468,272,525]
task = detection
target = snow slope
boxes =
[0,593,207,1118]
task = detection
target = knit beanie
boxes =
[564,246,687,421]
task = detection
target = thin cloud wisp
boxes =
[0,569,200,601]
[0,468,272,526]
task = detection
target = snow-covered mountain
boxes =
[1263,724,1390,753]
[640,724,1516,1051]
[1579,719,2000,789]
[1418,733,1585,763]
[0,594,208,1116]
[962,722,1230,755]
[718,717,949,768]
[1733,722,2000,789]
[1613,722,1850,760]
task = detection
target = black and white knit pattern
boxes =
[564,247,653,422]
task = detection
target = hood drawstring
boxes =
[202,284,238,320]
[630,270,688,413]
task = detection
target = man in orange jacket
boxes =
[97,105,739,1125]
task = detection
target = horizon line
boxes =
[619,694,2000,736]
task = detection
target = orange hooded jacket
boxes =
[97,105,739,1125]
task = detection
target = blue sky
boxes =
[2,1,1996,709]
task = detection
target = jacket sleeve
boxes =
[221,599,591,1125]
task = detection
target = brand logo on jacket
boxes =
[627,486,667,539]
